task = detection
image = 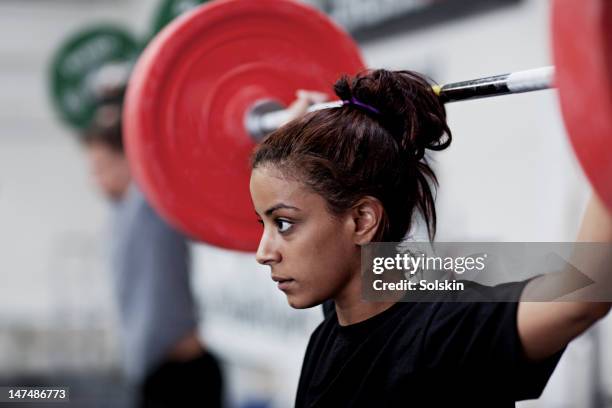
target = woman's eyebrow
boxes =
[264,203,300,216]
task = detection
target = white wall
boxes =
[361,0,586,242]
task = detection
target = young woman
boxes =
[249,69,611,407]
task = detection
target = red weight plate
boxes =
[124,0,366,251]
[553,0,612,210]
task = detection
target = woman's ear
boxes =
[350,196,384,246]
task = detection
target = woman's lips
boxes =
[277,279,294,291]
[272,275,295,291]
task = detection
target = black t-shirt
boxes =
[296,281,564,408]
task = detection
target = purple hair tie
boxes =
[342,97,381,115]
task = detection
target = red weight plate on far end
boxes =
[124,0,366,251]
[553,0,612,210]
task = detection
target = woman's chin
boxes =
[286,295,319,310]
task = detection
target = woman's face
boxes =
[250,165,361,309]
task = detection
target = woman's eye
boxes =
[276,219,293,233]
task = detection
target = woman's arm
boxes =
[517,193,612,361]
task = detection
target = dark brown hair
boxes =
[251,69,451,242]
[81,103,124,153]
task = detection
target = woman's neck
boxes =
[333,273,396,326]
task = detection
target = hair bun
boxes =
[333,69,451,161]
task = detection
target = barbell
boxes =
[123,0,612,252]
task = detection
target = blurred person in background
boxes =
[81,103,223,408]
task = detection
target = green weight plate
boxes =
[49,25,139,129]
[150,0,209,36]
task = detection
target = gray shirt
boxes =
[110,185,198,384]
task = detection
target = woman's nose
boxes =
[255,231,281,265]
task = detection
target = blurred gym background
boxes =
[0,0,610,407]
